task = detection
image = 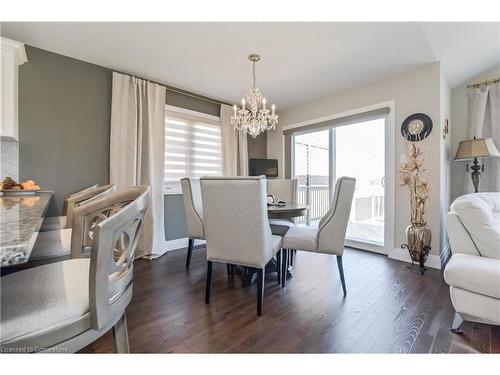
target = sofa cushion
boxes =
[451,194,500,259]
[444,253,500,299]
[1,258,91,344]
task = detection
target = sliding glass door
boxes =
[292,114,389,253]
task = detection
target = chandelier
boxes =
[231,54,278,138]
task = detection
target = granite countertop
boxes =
[0,191,52,267]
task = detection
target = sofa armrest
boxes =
[446,212,480,256]
[444,253,500,299]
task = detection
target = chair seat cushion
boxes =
[444,253,500,299]
[1,258,91,345]
[31,228,72,260]
[39,216,67,232]
[272,235,283,255]
[269,219,295,237]
[283,225,318,252]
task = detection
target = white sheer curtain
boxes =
[464,83,500,193]
[110,72,168,258]
[220,104,248,176]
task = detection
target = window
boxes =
[164,106,222,193]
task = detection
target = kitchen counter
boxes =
[0,191,52,267]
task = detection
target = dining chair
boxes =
[267,178,298,285]
[180,178,205,269]
[0,185,150,353]
[267,178,298,236]
[200,176,282,316]
[39,184,99,232]
[29,184,116,262]
[282,177,356,294]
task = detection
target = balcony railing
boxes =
[296,184,385,226]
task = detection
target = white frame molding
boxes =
[284,100,396,256]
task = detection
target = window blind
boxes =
[164,109,222,193]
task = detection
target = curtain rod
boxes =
[114,70,231,106]
[467,78,500,88]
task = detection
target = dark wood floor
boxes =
[81,247,500,353]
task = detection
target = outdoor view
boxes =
[294,118,385,247]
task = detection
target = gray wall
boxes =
[18,46,267,241]
[19,46,112,217]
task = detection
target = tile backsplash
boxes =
[0,138,19,181]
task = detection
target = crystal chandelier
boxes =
[231,54,278,138]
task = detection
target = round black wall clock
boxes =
[401,113,433,142]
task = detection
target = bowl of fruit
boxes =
[0,177,41,195]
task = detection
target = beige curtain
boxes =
[110,72,168,258]
[464,83,500,193]
[220,104,248,176]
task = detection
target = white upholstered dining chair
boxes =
[282,177,356,295]
[267,178,298,236]
[39,184,99,232]
[29,184,116,262]
[200,176,282,316]
[0,185,150,353]
[180,178,205,269]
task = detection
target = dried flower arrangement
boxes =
[399,143,430,225]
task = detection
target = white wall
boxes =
[268,63,446,265]
[450,65,500,201]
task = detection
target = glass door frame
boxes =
[288,101,395,255]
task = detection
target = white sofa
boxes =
[444,192,500,333]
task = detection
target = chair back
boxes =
[72,185,150,329]
[267,178,297,202]
[62,184,99,214]
[200,176,273,268]
[180,178,204,239]
[317,177,356,255]
[65,184,116,229]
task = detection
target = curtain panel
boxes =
[220,104,248,176]
[464,83,500,193]
[110,72,168,259]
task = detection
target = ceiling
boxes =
[2,22,499,109]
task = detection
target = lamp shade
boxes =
[454,137,500,161]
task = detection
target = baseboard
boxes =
[388,247,442,270]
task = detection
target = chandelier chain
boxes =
[252,61,256,89]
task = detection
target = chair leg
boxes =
[257,268,265,316]
[277,249,282,285]
[281,249,288,288]
[113,313,130,353]
[186,238,194,269]
[336,255,347,296]
[450,311,464,334]
[205,261,213,304]
[290,249,294,267]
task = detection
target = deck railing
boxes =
[296,184,384,225]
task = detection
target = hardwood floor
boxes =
[81,247,500,353]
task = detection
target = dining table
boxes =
[238,201,308,285]
[0,191,53,268]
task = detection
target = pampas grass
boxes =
[400,143,429,225]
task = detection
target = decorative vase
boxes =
[401,223,431,274]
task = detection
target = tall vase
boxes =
[402,223,431,274]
